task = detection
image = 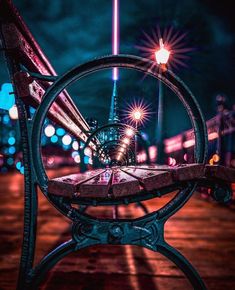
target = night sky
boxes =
[1,0,234,141]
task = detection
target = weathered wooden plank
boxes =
[121,167,173,191]
[206,165,235,182]
[111,169,140,197]
[173,164,205,181]
[2,23,90,134]
[129,164,173,171]
[48,169,105,197]
[129,164,205,181]
[79,170,113,198]
[14,72,93,145]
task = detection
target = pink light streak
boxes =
[112,0,119,80]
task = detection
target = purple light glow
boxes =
[112,0,119,80]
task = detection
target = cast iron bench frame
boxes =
[1,1,234,290]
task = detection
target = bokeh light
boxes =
[7,158,14,166]
[8,146,16,155]
[44,125,55,137]
[56,128,65,136]
[3,115,10,124]
[74,155,81,163]
[50,135,58,143]
[84,147,92,157]
[84,156,90,164]
[16,161,21,170]
[9,105,19,120]
[0,83,15,110]
[72,141,79,150]
[8,136,16,145]
[62,134,72,146]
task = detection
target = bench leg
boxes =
[25,224,207,290]
[17,184,38,290]
[27,240,76,289]
[27,213,207,289]
[157,242,207,290]
[14,99,38,290]
[24,185,206,289]
[27,238,99,290]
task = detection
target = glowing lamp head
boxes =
[119,147,125,153]
[127,101,149,126]
[125,128,134,137]
[133,110,142,120]
[120,143,127,148]
[116,153,122,161]
[155,38,170,65]
[122,137,130,145]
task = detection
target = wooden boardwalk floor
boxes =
[1,169,235,290]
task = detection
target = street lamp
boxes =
[137,27,194,164]
[124,100,149,164]
[155,38,170,65]
[122,137,130,145]
[155,38,170,164]
[125,127,135,137]
[130,107,145,164]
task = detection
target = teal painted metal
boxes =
[3,52,210,289]
[28,54,208,289]
[29,185,207,290]
[31,55,208,192]
[84,122,149,166]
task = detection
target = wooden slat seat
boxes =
[128,163,205,181]
[78,169,113,198]
[121,167,173,192]
[46,165,180,199]
[205,165,235,182]
[48,164,235,201]
[111,169,140,197]
[48,169,105,197]
[1,15,96,147]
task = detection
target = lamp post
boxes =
[130,108,144,164]
[154,38,170,164]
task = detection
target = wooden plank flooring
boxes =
[0,168,235,290]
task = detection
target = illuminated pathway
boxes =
[1,169,235,289]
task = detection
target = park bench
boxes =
[1,1,235,289]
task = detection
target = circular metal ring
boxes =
[84,122,149,166]
[31,54,207,210]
